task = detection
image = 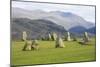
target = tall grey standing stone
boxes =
[67,32,71,41]
[55,36,65,48]
[22,31,27,41]
[48,33,52,40]
[52,32,57,41]
[22,41,32,51]
[83,32,89,42]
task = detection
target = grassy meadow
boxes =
[11,38,96,66]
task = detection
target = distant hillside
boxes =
[11,7,95,39]
[69,26,96,34]
[87,27,96,34]
[69,26,87,34]
[11,18,67,40]
[12,7,95,30]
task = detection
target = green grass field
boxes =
[11,38,96,66]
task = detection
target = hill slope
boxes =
[12,7,95,30]
[11,18,67,40]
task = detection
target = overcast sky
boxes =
[12,1,95,23]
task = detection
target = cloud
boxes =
[12,1,95,23]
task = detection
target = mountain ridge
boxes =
[11,18,67,40]
[12,7,95,30]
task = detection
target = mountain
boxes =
[69,26,87,34]
[12,7,95,30]
[87,27,96,34]
[48,11,95,29]
[11,18,67,40]
[69,26,96,35]
[12,7,49,19]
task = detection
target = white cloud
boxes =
[12,1,95,23]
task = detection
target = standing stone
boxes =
[48,33,52,40]
[22,31,27,41]
[31,40,39,50]
[52,32,57,41]
[67,32,71,41]
[22,41,32,51]
[83,32,89,42]
[55,36,65,48]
